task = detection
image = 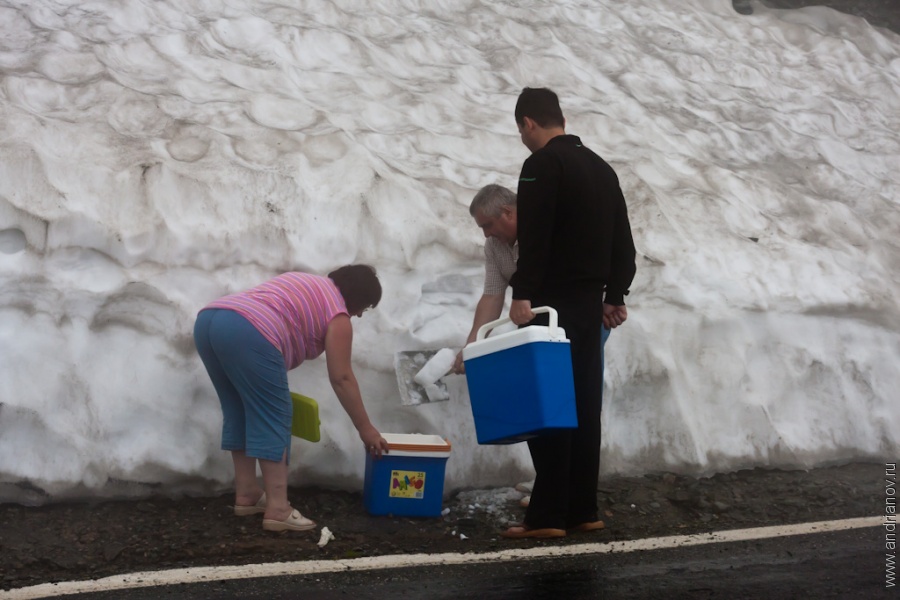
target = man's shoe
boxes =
[568,520,605,533]
[500,526,566,539]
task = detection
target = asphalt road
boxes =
[23,522,888,600]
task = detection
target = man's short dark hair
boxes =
[515,87,564,129]
[328,264,382,314]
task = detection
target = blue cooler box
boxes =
[364,433,452,517]
[462,306,577,444]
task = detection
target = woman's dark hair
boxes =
[328,264,382,314]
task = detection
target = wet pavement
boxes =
[19,521,886,599]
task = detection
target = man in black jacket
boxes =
[503,87,636,539]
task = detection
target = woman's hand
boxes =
[359,425,389,459]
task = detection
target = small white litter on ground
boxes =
[317,527,335,548]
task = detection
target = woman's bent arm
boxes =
[324,315,388,455]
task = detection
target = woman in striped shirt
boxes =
[194,264,389,532]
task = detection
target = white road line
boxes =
[2,516,881,599]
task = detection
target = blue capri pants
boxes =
[193,308,292,463]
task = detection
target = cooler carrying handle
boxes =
[475,306,559,341]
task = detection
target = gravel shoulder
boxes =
[0,462,884,591]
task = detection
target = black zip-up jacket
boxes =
[510,134,636,306]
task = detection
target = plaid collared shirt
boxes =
[483,236,518,296]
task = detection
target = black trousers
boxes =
[524,291,605,530]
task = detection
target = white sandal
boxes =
[233,492,267,516]
[263,509,316,532]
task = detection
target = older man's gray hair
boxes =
[469,184,516,217]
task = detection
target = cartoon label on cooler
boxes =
[390,470,425,499]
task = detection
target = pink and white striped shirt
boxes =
[203,272,348,370]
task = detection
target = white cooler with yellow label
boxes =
[462,306,577,444]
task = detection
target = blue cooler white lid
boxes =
[462,306,568,361]
[380,433,452,458]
